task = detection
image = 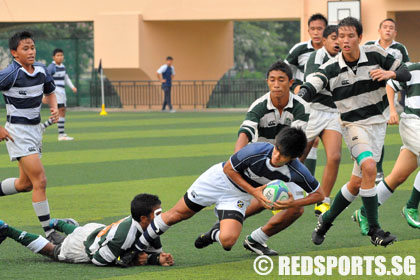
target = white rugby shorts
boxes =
[399,117,420,166]
[58,223,105,263]
[341,122,387,177]
[5,122,42,161]
[55,88,67,106]
[305,108,342,142]
[186,163,253,217]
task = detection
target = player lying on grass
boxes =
[116,127,323,266]
[0,193,174,267]
[353,62,420,234]
[298,17,411,247]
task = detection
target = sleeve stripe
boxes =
[98,246,116,263]
[389,58,401,72]
[238,127,254,141]
[92,257,107,266]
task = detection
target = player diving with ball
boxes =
[116,127,323,266]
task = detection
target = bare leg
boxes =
[219,219,242,250]
[18,155,47,202]
[319,130,342,197]
[261,206,304,236]
[384,149,418,190]
[245,198,265,218]
[161,197,197,226]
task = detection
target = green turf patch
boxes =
[0,110,418,280]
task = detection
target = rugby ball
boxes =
[263,180,289,204]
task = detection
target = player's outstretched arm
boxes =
[132,252,174,267]
[159,252,174,266]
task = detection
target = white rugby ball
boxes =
[262,180,289,204]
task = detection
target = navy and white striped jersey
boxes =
[0,60,55,125]
[47,62,75,93]
[227,142,319,194]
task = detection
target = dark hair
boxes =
[338,17,363,36]
[166,56,173,60]
[9,31,34,50]
[53,48,64,56]
[308,13,328,27]
[131,193,161,222]
[379,18,396,29]
[323,25,338,38]
[266,60,292,80]
[274,127,307,158]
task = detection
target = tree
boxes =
[232,21,300,78]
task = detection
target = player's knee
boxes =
[327,150,341,165]
[219,234,237,250]
[361,159,376,177]
[33,175,47,190]
[291,206,304,219]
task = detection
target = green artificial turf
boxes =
[0,110,418,279]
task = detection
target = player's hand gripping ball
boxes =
[262,180,289,206]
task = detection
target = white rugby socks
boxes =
[0,178,18,196]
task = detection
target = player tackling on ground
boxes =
[0,193,174,267]
[298,17,411,247]
[0,31,64,244]
[117,127,322,263]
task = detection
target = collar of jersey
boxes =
[131,216,144,233]
[338,46,368,70]
[52,61,64,67]
[374,38,397,49]
[14,59,44,76]
[307,40,314,50]
[265,157,288,172]
[266,92,294,111]
[320,46,334,60]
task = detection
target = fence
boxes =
[90,77,269,109]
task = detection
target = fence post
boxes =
[74,38,80,107]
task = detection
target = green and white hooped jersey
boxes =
[388,63,420,119]
[286,40,316,89]
[83,216,144,266]
[238,92,309,144]
[304,47,337,112]
[364,39,410,63]
[303,45,404,125]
